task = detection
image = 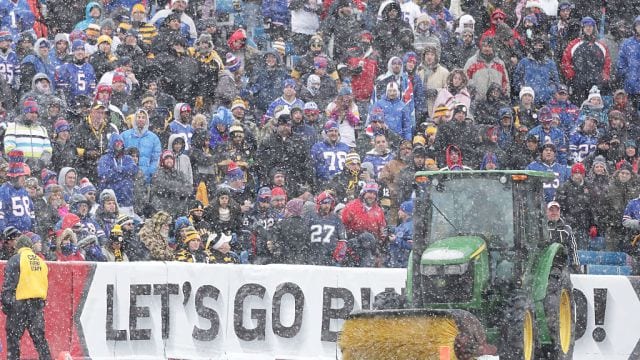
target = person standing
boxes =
[2,234,51,360]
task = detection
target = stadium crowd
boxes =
[0,0,639,267]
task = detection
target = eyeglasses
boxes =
[310,42,322,48]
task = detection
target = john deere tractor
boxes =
[339,170,575,360]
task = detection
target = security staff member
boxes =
[1,235,51,359]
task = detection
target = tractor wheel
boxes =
[500,293,537,360]
[541,267,575,359]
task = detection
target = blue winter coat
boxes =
[373,95,412,140]
[74,2,103,31]
[526,160,570,202]
[513,56,560,105]
[121,112,162,183]
[97,133,139,207]
[386,219,413,268]
[617,36,640,95]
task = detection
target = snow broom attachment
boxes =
[339,308,493,360]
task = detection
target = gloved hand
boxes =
[333,240,347,262]
[589,225,598,239]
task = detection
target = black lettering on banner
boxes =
[592,288,607,342]
[105,284,127,341]
[360,288,371,310]
[272,282,304,338]
[626,278,640,359]
[193,285,221,341]
[573,288,588,340]
[183,281,192,305]
[130,284,151,340]
[234,283,267,341]
[153,284,179,340]
[321,287,354,342]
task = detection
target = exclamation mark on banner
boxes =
[592,288,607,342]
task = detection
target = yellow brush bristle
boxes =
[339,315,459,360]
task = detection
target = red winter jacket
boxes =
[341,198,386,240]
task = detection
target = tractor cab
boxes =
[339,170,575,360]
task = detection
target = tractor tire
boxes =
[540,266,575,359]
[500,293,537,360]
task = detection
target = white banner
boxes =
[79,263,640,359]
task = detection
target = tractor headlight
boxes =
[420,265,439,276]
[442,263,469,275]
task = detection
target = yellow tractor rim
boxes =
[523,310,534,360]
[559,289,572,353]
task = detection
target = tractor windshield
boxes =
[429,177,515,248]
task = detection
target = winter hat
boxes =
[41,168,57,187]
[369,107,385,123]
[385,82,399,94]
[231,97,247,111]
[345,152,361,165]
[626,140,637,149]
[100,189,117,204]
[77,177,96,195]
[226,161,245,181]
[7,150,27,177]
[97,35,112,45]
[498,107,513,119]
[538,106,554,123]
[608,109,624,121]
[132,3,146,14]
[173,217,192,233]
[0,29,11,42]
[15,235,32,249]
[182,229,201,244]
[196,33,213,47]
[413,145,428,157]
[272,40,286,56]
[112,72,127,84]
[271,186,287,201]
[587,86,601,102]
[116,214,133,227]
[53,118,70,134]
[399,200,414,215]
[160,150,174,167]
[23,99,39,114]
[523,14,538,26]
[360,181,379,196]
[257,186,272,202]
[519,86,535,100]
[571,163,586,176]
[283,78,296,89]
[285,199,304,217]
[304,102,319,112]
[225,52,242,72]
[432,105,449,118]
[323,120,339,132]
[558,1,573,10]
[3,226,21,241]
[229,123,244,134]
[453,104,468,116]
[61,213,81,230]
[72,39,85,51]
[86,23,101,36]
[307,74,321,88]
[24,231,42,245]
[581,17,596,26]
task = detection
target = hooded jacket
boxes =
[57,167,77,202]
[97,133,138,207]
[20,39,56,94]
[121,109,162,183]
[372,91,412,140]
[168,133,193,186]
[617,33,640,95]
[513,52,560,105]
[249,50,289,110]
[168,102,194,150]
[73,2,103,31]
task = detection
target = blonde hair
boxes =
[192,114,208,130]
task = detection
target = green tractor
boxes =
[339,170,575,360]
